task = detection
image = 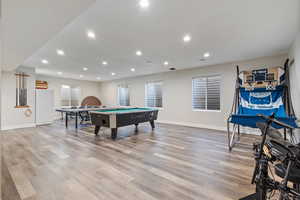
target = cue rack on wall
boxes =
[15,72,30,108]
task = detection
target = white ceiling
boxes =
[2,0,96,70]
[23,0,300,82]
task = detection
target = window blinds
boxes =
[118,86,130,106]
[145,81,163,108]
[192,76,220,110]
[60,85,81,107]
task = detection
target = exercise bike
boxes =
[240,114,300,200]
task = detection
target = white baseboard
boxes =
[239,127,261,135]
[1,123,36,131]
[54,116,62,121]
[36,121,53,126]
[157,120,227,132]
[157,120,261,135]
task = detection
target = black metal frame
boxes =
[57,110,90,131]
[239,114,300,200]
[227,59,296,151]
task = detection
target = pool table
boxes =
[90,107,159,140]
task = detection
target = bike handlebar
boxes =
[257,114,294,129]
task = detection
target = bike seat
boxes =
[275,163,300,184]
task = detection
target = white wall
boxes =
[1,67,36,130]
[289,31,300,141]
[0,72,101,130]
[36,75,101,119]
[0,15,3,200]
[99,55,287,131]
[289,31,300,117]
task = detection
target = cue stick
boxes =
[21,73,23,105]
[21,73,23,106]
[16,74,18,106]
[24,74,27,106]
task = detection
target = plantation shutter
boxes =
[118,86,130,106]
[192,76,220,110]
[71,87,81,106]
[192,77,207,110]
[61,85,71,106]
[145,81,163,108]
[206,76,220,110]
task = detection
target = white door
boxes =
[36,90,54,125]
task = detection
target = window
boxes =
[192,75,221,111]
[61,85,71,106]
[145,81,163,108]
[60,85,81,107]
[118,85,130,106]
[71,87,81,106]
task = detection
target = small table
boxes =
[90,107,159,140]
[56,107,102,130]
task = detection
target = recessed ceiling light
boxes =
[79,75,83,78]
[57,72,63,75]
[203,52,210,58]
[87,30,96,39]
[57,49,65,56]
[131,68,135,72]
[136,50,142,56]
[96,77,101,80]
[102,61,108,65]
[83,67,88,71]
[183,34,191,42]
[139,0,149,8]
[164,61,169,66]
[41,59,49,64]
[111,72,116,76]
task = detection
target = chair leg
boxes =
[237,125,241,141]
[229,131,236,148]
[228,124,237,151]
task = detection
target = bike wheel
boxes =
[256,184,267,200]
[255,159,269,200]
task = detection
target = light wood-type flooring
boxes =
[1,120,258,200]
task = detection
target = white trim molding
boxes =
[1,123,36,131]
[36,122,53,126]
[157,120,227,132]
[157,120,261,135]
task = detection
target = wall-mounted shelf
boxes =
[15,73,30,77]
[15,105,30,108]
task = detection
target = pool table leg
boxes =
[150,120,155,130]
[94,125,100,135]
[75,112,78,131]
[65,112,68,128]
[135,123,139,132]
[111,128,118,140]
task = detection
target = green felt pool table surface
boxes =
[91,107,158,114]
